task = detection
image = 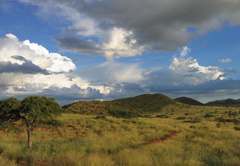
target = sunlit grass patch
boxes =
[0,154,17,166]
[0,111,239,165]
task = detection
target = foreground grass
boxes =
[0,110,240,166]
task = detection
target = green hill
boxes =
[106,93,176,112]
[174,97,204,106]
[63,100,108,115]
[206,98,240,107]
[64,93,177,116]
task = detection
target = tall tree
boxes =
[0,96,64,149]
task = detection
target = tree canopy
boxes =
[0,96,64,148]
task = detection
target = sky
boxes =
[1,0,240,105]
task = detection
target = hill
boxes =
[106,93,176,112]
[206,98,240,107]
[64,93,177,115]
[174,97,204,106]
[63,100,108,115]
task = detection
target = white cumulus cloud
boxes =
[0,34,104,104]
[169,57,225,84]
[218,58,233,63]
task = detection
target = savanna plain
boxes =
[0,96,240,166]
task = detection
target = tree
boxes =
[0,96,64,149]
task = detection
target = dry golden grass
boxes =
[0,108,240,166]
[0,154,17,166]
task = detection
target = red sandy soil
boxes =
[18,159,49,166]
[144,131,177,144]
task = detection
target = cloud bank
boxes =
[0,34,103,104]
[19,0,240,60]
[0,33,238,104]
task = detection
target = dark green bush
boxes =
[95,115,107,120]
[204,114,214,118]
[183,116,201,123]
[108,109,138,118]
[189,125,196,129]
[215,117,225,123]
[176,117,186,120]
[234,125,240,131]
[216,117,239,125]
[156,114,169,118]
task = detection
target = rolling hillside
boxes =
[174,97,204,106]
[64,93,177,115]
[206,98,240,107]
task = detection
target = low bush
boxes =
[108,110,138,118]
[176,117,186,120]
[95,115,106,120]
[191,117,202,123]
[234,125,240,131]
[184,112,195,115]
[204,114,214,118]
[216,117,239,125]
[189,125,196,129]
[156,115,169,118]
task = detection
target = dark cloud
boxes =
[54,35,101,55]
[11,55,27,61]
[146,78,240,95]
[72,58,92,62]
[0,56,49,74]
[32,84,103,105]
[20,0,240,56]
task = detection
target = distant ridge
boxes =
[64,93,177,115]
[206,98,240,106]
[174,97,204,106]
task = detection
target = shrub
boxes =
[215,117,225,123]
[189,125,196,129]
[234,125,240,131]
[95,115,107,120]
[204,114,214,118]
[184,117,201,123]
[184,113,195,115]
[191,117,202,123]
[108,110,138,118]
[216,118,239,125]
[176,117,186,120]
[156,115,169,118]
[225,119,239,125]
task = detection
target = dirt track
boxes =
[144,131,177,144]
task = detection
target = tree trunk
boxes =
[27,130,32,149]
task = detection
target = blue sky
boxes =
[1,0,240,105]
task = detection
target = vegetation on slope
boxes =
[107,93,176,112]
[207,98,240,107]
[174,97,204,106]
[64,93,177,116]
[63,100,108,115]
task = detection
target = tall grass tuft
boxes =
[0,155,17,166]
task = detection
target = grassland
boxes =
[0,103,240,166]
